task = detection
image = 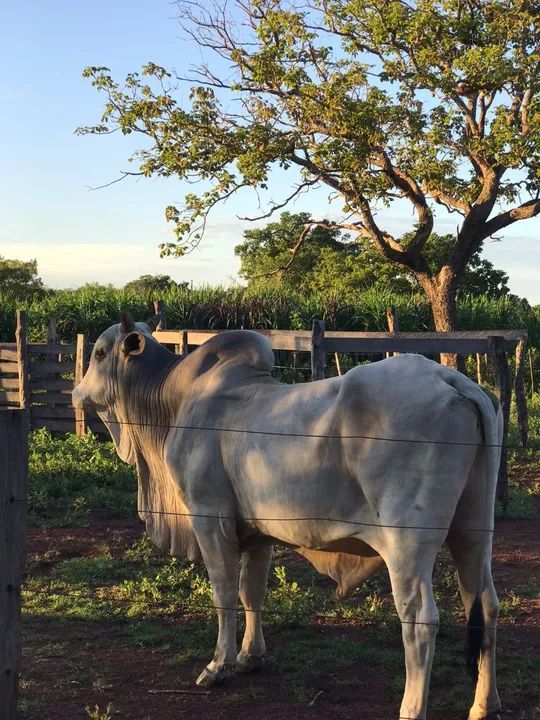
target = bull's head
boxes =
[72,311,162,463]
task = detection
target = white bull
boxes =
[72,314,503,720]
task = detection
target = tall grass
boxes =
[2,284,539,346]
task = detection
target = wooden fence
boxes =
[0,407,28,719]
[0,311,529,503]
[0,313,101,434]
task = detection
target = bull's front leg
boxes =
[190,514,240,687]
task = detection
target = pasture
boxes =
[19,398,540,720]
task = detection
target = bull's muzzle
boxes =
[72,385,91,411]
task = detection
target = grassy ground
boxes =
[20,397,540,719]
[506,393,540,518]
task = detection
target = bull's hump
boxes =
[187,330,275,376]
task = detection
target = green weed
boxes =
[84,704,114,720]
[28,428,136,526]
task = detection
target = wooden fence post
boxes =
[75,334,87,436]
[153,299,166,330]
[488,335,511,507]
[311,319,326,381]
[527,347,535,396]
[47,316,59,409]
[0,408,29,720]
[47,316,58,347]
[386,306,399,358]
[514,337,528,448]
[476,354,484,385]
[527,348,534,397]
[15,311,29,412]
[180,330,189,357]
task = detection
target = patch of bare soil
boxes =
[25,516,142,574]
[21,515,540,720]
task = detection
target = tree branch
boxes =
[247,222,318,281]
[423,184,472,215]
[480,198,540,240]
[372,148,433,253]
[85,171,144,191]
[237,178,319,222]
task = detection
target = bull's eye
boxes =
[95,348,106,361]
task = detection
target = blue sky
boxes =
[1,0,539,302]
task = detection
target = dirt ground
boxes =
[20,516,539,720]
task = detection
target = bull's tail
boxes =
[466,594,484,682]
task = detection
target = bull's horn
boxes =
[120,311,136,333]
[146,313,162,332]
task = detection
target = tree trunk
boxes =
[418,268,461,370]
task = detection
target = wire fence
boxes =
[19,417,540,533]
[22,417,537,637]
[18,500,497,533]
[86,415,540,452]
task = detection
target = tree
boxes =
[419,234,511,298]
[237,212,511,298]
[78,1,539,365]
[0,257,44,297]
[123,274,189,296]
[236,211,418,295]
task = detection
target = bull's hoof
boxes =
[235,654,264,674]
[196,663,235,687]
[468,708,503,720]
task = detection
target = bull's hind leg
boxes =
[236,543,273,673]
[447,531,501,720]
[385,534,442,720]
[190,515,240,688]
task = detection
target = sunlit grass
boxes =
[28,428,136,526]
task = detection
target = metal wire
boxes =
[98,415,537,451]
[18,501,496,533]
[20,586,498,632]
[20,411,532,530]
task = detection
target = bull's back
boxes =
[217,354,482,548]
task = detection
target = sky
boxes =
[1,1,539,302]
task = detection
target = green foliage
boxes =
[504,392,540,519]
[495,484,537,520]
[235,212,413,296]
[28,429,136,526]
[2,283,538,345]
[123,274,189,297]
[0,256,44,298]
[84,704,113,720]
[236,212,511,299]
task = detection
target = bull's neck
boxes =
[119,342,182,451]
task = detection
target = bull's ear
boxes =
[146,313,162,332]
[122,332,146,356]
[120,311,136,334]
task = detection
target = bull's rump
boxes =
[218,353,482,552]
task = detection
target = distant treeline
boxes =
[1,284,538,348]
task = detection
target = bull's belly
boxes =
[242,517,379,549]
[233,480,378,549]
[238,527,379,558]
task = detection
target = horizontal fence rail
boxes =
[154,327,527,355]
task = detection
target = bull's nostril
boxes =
[72,388,88,410]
